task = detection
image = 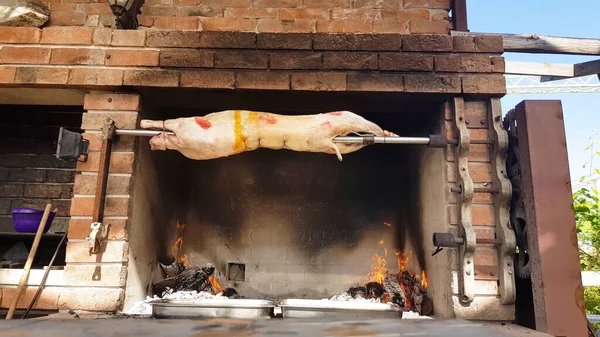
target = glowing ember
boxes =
[209,275,223,294]
[171,222,191,267]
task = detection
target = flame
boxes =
[384,222,392,227]
[421,271,428,289]
[366,253,387,284]
[209,275,223,294]
[171,222,191,267]
[379,239,384,245]
[396,251,409,272]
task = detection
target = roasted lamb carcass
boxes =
[140,110,397,161]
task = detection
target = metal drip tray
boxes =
[278,299,404,319]
[151,299,275,319]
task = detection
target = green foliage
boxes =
[575,187,600,270]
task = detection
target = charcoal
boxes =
[365,282,384,299]
[222,288,240,299]
[152,266,215,296]
[383,271,407,306]
[348,286,368,298]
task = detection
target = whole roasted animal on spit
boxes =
[140,110,397,161]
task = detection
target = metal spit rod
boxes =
[115,129,450,146]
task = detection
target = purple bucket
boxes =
[11,208,56,233]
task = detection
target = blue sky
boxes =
[467,0,600,181]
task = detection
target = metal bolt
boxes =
[490,271,496,276]
[459,116,464,121]
[466,270,471,275]
[106,54,111,59]
[495,116,501,122]
[465,120,470,125]
[108,98,113,103]
[480,119,486,125]
[466,260,471,264]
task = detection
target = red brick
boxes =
[331,8,381,20]
[313,34,402,51]
[303,0,349,7]
[253,0,299,7]
[180,70,235,88]
[280,8,329,20]
[269,52,322,69]
[379,53,433,71]
[15,67,70,84]
[154,16,200,30]
[373,20,409,33]
[435,55,492,73]
[462,75,506,95]
[1,287,59,310]
[123,70,180,87]
[146,0,172,4]
[111,30,146,46]
[256,19,315,33]
[203,0,249,6]
[201,17,256,31]
[491,56,505,73]
[92,28,112,45]
[469,163,492,183]
[68,68,124,86]
[0,183,23,197]
[257,33,311,49]
[402,34,452,51]
[58,288,124,311]
[159,49,214,67]
[236,71,290,90]
[404,74,460,93]
[474,35,503,53]
[224,7,278,18]
[215,50,268,69]
[146,31,200,47]
[354,0,400,8]
[468,144,490,162]
[430,9,448,20]
[50,48,105,65]
[73,174,132,195]
[41,27,94,45]
[46,170,74,183]
[347,73,403,92]
[473,193,493,204]
[23,184,72,198]
[82,112,138,129]
[0,47,51,64]
[68,217,127,239]
[137,15,155,27]
[172,0,201,5]
[472,205,494,226]
[381,8,429,20]
[177,5,224,17]
[291,72,346,91]
[409,20,449,34]
[0,27,41,43]
[105,50,160,66]
[403,0,450,9]
[0,66,16,83]
[199,31,256,48]
[453,35,475,52]
[64,265,127,287]
[48,12,87,26]
[141,5,177,16]
[81,3,113,14]
[323,52,377,70]
[84,93,141,111]
[316,20,373,33]
[471,129,489,142]
[65,240,128,262]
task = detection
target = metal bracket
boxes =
[87,222,110,254]
[453,97,476,303]
[489,99,517,304]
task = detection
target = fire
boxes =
[421,271,428,289]
[366,253,387,284]
[171,222,190,267]
[209,275,223,294]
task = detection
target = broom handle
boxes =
[5,203,52,320]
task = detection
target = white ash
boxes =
[123,288,224,315]
[326,292,381,303]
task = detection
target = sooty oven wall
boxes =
[130,91,447,301]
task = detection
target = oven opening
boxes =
[124,90,450,318]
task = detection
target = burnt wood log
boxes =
[365,282,384,299]
[348,286,367,299]
[383,271,406,307]
[152,266,215,296]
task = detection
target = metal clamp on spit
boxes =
[431,232,502,256]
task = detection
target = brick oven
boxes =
[0,0,520,322]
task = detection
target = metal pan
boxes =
[278,299,404,319]
[151,299,275,319]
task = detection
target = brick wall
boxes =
[0,106,81,233]
[46,0,451,34]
